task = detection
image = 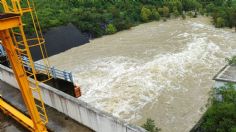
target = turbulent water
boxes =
[48,17,236,132]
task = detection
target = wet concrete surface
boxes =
[0,80,93,132]
[215,65,236,83]
[0,111,28,132]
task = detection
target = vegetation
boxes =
[198,83,236,132]
[226,56,236,65]
[0,0,208,37]
[2,0,234,37]
[200,0,236,30]
[105,24,117,35]
[11,0,231,37]
[142,118,161,132]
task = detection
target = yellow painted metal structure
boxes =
[0,97,34,131]
[0,0,51,131]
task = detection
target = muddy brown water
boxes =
[47,17,236,132]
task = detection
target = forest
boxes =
[29,0,236,37]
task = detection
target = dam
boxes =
[47,17,236,132]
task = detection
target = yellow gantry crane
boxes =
[0,0,51,131]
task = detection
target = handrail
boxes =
[0,44,6,56]
[0,43,73,83]
[23,58,74,83]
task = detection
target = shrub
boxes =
[215,17,225,28]
[182,13,186,20]
[226,56,236,65]
[193,11,198,18]
[173,8,180,17]
[199,83,236,131]
[142,118,161,132]
[141,7,152,22]
[187,11,194,17]
[163,6,170,17]
[105,24,117,34]
[151,9,160,21]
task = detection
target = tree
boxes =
[142,118,161,132]
[226,56,236,65]
[18,0,236,38]
[214,0,225,6]
[232,11,236,32]
[216,17,225,28]
[163,6,169,17]
[151,9,160,20]
[182,13,186,20]
[182,0,200,11]
[198,83,236,131]
[173,7,180,17]
[105,24,117,34]
[141,7,152,22]
[193,11,198,18]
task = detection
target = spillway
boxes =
[48,17,236,132]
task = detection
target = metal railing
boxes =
[23,58,74,83]
[0,43,6,56]
[0,43,73,83]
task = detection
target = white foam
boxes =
[38,19,235,126]
[190,22,206,30]
[72,31,231,121]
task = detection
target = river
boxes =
[47,17,236,132]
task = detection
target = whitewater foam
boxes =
[48,17,236,131]
[73,33,227,121]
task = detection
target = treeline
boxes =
[196,83,236,131]
[28,0,236,37]
[199,0,236,29]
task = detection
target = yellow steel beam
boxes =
[0,15,21,30]
[0,97,34,131]
[0,1,50,131]
[0,29,48,132]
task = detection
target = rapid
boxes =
[48,17,236,132]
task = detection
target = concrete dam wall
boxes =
[0,64,146,132]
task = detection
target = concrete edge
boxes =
[0,64,147,132]
[213,65,236,84]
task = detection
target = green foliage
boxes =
[182,0,201,11]
[193,11,198,18]
[198,0,236,30]
[105,24,117,35]
[1,0,233,38]
[151,9,161,21]
[187,12,194,18]
[199,83,236,131]
[142,118,161,132]
[173,7,180,17]
[215,17,225,28]
[182,14,186,20]
[141,7,152,22]
[226,56,236,65]
[163,6,170,17]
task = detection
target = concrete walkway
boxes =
[0,111,27,132]
[0,80,93,132]
[214,65,236,83]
